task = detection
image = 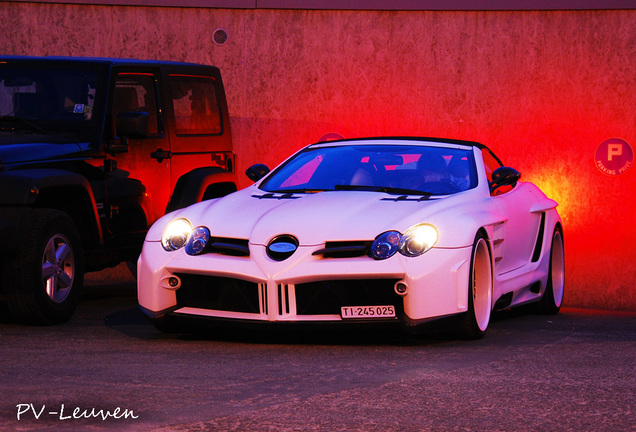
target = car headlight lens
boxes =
[370,224,438,260]
[371,231,401,260]
[161,218,192,251]
[185,226,210,255]
[399,224,438,257]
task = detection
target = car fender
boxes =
[0,168,103,247]
[166,167,237,213]
[429,207,508,250]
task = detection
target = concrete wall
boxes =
[2,3,635,310]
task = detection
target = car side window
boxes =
[169,75,222,135]
[481,148,514,196]
[113,74,160,135]
[481,148,502,183]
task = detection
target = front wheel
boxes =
[6,209,84,325]
[457,232,493,339]
[537,226,565,314]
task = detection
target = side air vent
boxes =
[531,213,546,262]
[493,292,513,310]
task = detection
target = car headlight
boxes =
[161,218,193,251]
[185,226,210,255]
[370,231,402,259]
[399,224,438,257]
[370,224,438,260]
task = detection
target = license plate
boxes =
[341,305,396,319]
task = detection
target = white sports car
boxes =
[138,137,564,338]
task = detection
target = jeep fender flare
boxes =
[166,167,237,213]
[0,168,103,249]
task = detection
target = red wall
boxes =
[2,4,634,309]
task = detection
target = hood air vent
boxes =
[252,193,300,200]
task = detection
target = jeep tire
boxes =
[6,209,84,325]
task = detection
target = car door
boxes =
[105,68,171,241]
[482,148,542,275]
[161,65,234,194]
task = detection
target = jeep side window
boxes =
[112,74,159,136]
[169,75,222,135]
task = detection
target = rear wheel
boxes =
[6,209,84,325]
[537,226,565,314]
[458,232,493,339]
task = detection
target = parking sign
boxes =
[595,138,633,176]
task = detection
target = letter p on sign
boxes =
[608,144,622,161]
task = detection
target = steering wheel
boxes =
[417,179,459,194]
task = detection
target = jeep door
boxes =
[161,65,234,198]
[104,68,171,244]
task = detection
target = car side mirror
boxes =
[117,111,149,139]
[489,166,521,192]
[245,164,270,182]
[110,111,149,154]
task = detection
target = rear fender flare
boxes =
[166,167,237,213]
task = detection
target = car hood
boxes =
[164,185,479,247]
[0,142,90,167]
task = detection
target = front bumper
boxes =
[138,240,473,327]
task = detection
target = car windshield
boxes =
[260,144,477,195]
[0,62,106,136]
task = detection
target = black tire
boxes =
[537,226,565,315]
[6,209,84,325]
[457,231,493,340]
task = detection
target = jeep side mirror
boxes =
[489,166,521,192]
[110,111,149,154]
[117,111,149,139]
[245,164,270,182]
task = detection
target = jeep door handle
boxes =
[150,148,172,163]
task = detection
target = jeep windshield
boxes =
[0,61,107,140]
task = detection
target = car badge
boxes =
[269,242,296,253]
[267,235,299,261]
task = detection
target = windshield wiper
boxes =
[268,188,332,194]
[0,115,45,133]
[335,184,432,197]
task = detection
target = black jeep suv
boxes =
[0,56,238,324]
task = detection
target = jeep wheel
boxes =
[8,209,84,325]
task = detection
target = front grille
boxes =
[294,279,403,316]
[175,273,260,313]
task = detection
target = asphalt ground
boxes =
[0,281,634,432]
